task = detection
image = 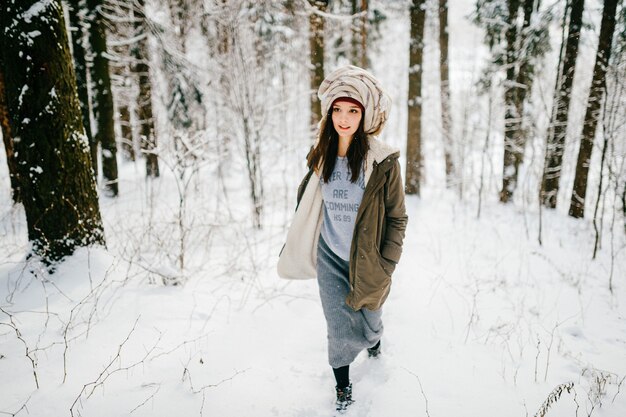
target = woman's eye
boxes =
[350,109,358,113]
[333,107,340,112]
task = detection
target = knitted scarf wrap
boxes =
[317,65,391,137]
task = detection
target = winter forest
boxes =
[1,0,625,415]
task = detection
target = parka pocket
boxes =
[376,248,396,277]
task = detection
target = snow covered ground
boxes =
[2,0,625,416]
[1,179,625,416]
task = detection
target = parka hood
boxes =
[364,136,400,184]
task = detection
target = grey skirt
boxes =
[317,236,383,368]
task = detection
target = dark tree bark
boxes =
[439,0,454,186]
[0,0,105,263]
[405,0,426,196]
[569,0,618,218]
[108,1,135,162]
[309,0,328,129]
[67,0,97,177]
[351,0,359,66]
[166,0,206,134]
[87,0,119,195]
[501,0,521,203]
[132,0,159,177]
[622,181,626,235]
[500,0,534,202]
[513,0,535,147]
[360,0,368,68]
[350,0,368,69]
[118,102,134,161]
[0,65,20,203]
[540,0,585,208]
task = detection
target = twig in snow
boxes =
[70,316,160,417]
[200,390,207,417]
[581,366,622,396]
[402,367,431,417]
[182,364,248,417]
[129,383,161,414]
[583,369,613,414]
[185,367,248,416]
[0,395,31,416]
[534,382,574,417]
[200,294,231,332]
[191,368,248,394]
[149,333,208,362]
[62,265,115,383]
[534,338,540,383]
[464,275,479,344]
[0,308,39,389]
[612,375,625,404]
[543,322,559,382]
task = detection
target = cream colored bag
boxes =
[277,171,323,280]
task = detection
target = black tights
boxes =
[332,365,350,390]
[332,341,380,389]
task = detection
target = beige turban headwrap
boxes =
[317,65,391,136]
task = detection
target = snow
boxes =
[1,0,625,416]
[17,85,29,109]
[23,30,42,47]
[0,187,624,416]
[21,0,54,24]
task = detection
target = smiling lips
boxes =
[338,125,350,130]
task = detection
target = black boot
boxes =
[335,383,353,412]
[367,340,381,358]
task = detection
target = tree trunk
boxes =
[351,0,359,67]
[540,0,585,208]
[512,0,534,164]
[133,0,160,177]
[0,0,105,263]
[439,0,454,186]
[67,0,97,177]
[242,115,264,229]
[309,0,328,129]
[0,66,20,203]
[500,0,520,203]
[360,0,368,69]
[405,0,426,196]
[118,102,135,161]
[108,1,135,162]
[350,0,368,69]
[622,181,626,235]
[569,0,618,218]
[500,0,535,202]
[87,0,119,196]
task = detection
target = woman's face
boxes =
[331,100,362,140]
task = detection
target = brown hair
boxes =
[307,107,369,183]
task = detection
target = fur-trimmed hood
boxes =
[363,136,400,185]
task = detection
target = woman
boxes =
[278,65,407,412]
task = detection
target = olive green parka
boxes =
[277,137,408,311]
